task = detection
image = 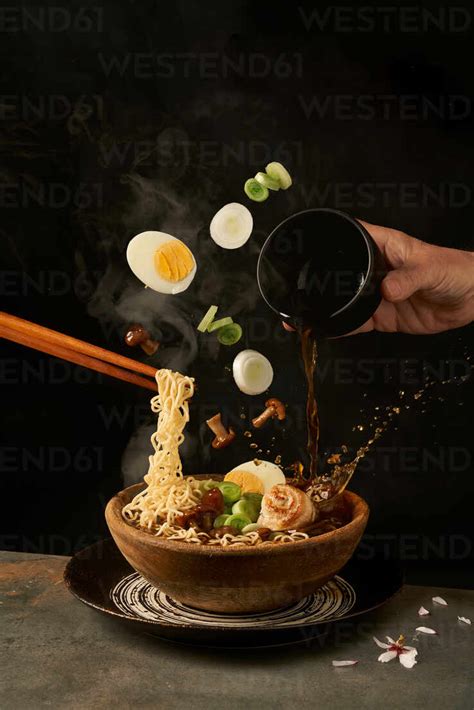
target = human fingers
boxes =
[356,219,391,250]
[381,248,443,303]
[357,219,412,270]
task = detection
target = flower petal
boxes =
[386,636,396,645]
[432,596,448,606]
[399,649,418,669]
[418,606,430,616]
[416,626,437,635]
[378,650,398,663]
[332,660,358,667]
[458,616,471,625]
[373,636,390,649]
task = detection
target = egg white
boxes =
[210,203,253,249]
[232,349,274,395]
[126,230,197,295]
[228,459,285,493]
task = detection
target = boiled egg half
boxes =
[126,230,197,294]
[226,459,285,494]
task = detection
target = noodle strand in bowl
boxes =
[122,368,310,546]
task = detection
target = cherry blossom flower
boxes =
[373,634,418,669]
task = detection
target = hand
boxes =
[283,222,474,335]
[353,221,474,334]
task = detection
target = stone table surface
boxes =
[0,551,473,710]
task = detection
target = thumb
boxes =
[382,266,425,302]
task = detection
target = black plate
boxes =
[64,538,403,648]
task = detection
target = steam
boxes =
[73,98,268,484]
[122,415,201,489]
[114,286,199,372]
[121,423,155,487]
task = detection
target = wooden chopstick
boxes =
[0,311,157,379]
[0,318,157,392]
[0,325,157,392]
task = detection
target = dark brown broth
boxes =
[301,329,319,478]
[298,329,380,497]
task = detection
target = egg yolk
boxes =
[154,240,194,282]
[224,470,264,495]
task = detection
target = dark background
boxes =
[1,0,473,587]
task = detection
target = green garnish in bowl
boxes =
[213,514,230,529]
[232,497,261,522]
[224,514,252,531]
[216,481,242,506]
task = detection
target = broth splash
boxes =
[301,345,471,502]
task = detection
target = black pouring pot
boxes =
[257,208,387,337]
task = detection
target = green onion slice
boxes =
[200,478,221,492]
[197,305,218,332]
[244,178,269,202]
[217,323,242,346]
[224,514,252,531]
[213,514,230,529]
[231,498,260,522]
[265,162,292,190]
[208,316,233,333]
[243,492,263,504]
[255,171,280,191]
[216,481,242,505]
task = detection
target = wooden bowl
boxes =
[105,481,369,614]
